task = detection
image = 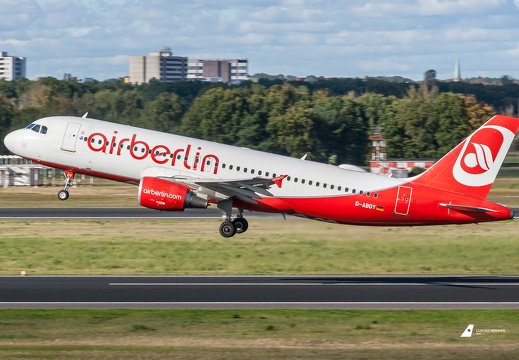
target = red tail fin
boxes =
[412,115,519,199]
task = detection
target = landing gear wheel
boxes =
[57,190,69,201]
[232,218,249,234]
[219,221,237,238]
[58,170,75,201]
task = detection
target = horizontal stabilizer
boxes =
[439,203,497,213]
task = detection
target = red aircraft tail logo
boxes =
[453,125,514,187]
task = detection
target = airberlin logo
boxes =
[86,131,220,174]
[143,188,182,201]
[453,125,515,187]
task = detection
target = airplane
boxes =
[3,113,519,237]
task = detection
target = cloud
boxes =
[0,0,518,80]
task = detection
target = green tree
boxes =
[313,96,369,165]
[0,96,16,153]
[431,93,471,156]
[139,93,184,132]
[180,87,248,144]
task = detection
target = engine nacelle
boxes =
[138,177,208,211]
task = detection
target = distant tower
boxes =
[453,56,461,82]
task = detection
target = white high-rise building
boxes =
[129,48,187,84]
[0,52,26,81]
[187,58,248,83]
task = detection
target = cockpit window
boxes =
[25,123,48,134]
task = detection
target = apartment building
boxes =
[0,51,26,81]
[130,49,248,84]
[187,58,248,83]
[129,48,187,84]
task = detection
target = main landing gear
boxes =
[57,171,75,201]
[217,199,249,238]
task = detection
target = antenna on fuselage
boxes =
[82,112,88,118]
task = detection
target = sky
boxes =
[1,0,519,81]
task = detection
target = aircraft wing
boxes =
[172,175,287,204]
[193,175,287,204]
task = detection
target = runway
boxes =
[0,275,518,310]
[0,207,517,220]
[0,207,241,220]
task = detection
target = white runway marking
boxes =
[0,302,518,309]
[108,282,519,287]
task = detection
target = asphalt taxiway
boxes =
[0,207,517,219]
[0,275,518,309]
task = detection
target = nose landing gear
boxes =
[57,171,75,201]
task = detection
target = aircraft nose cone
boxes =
[3,131,17,153]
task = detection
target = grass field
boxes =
[0,309,517,359]
[0,218,518,275]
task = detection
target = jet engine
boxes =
[138,177,208,211]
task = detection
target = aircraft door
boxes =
[394,186,412,215]
[61,122,81,152]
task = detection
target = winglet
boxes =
[272,175,288,188]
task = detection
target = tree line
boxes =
[0,76,515,165]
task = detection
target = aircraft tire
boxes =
[219,221,237,238]
[232,218,249,233]
[57,190,69,201]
